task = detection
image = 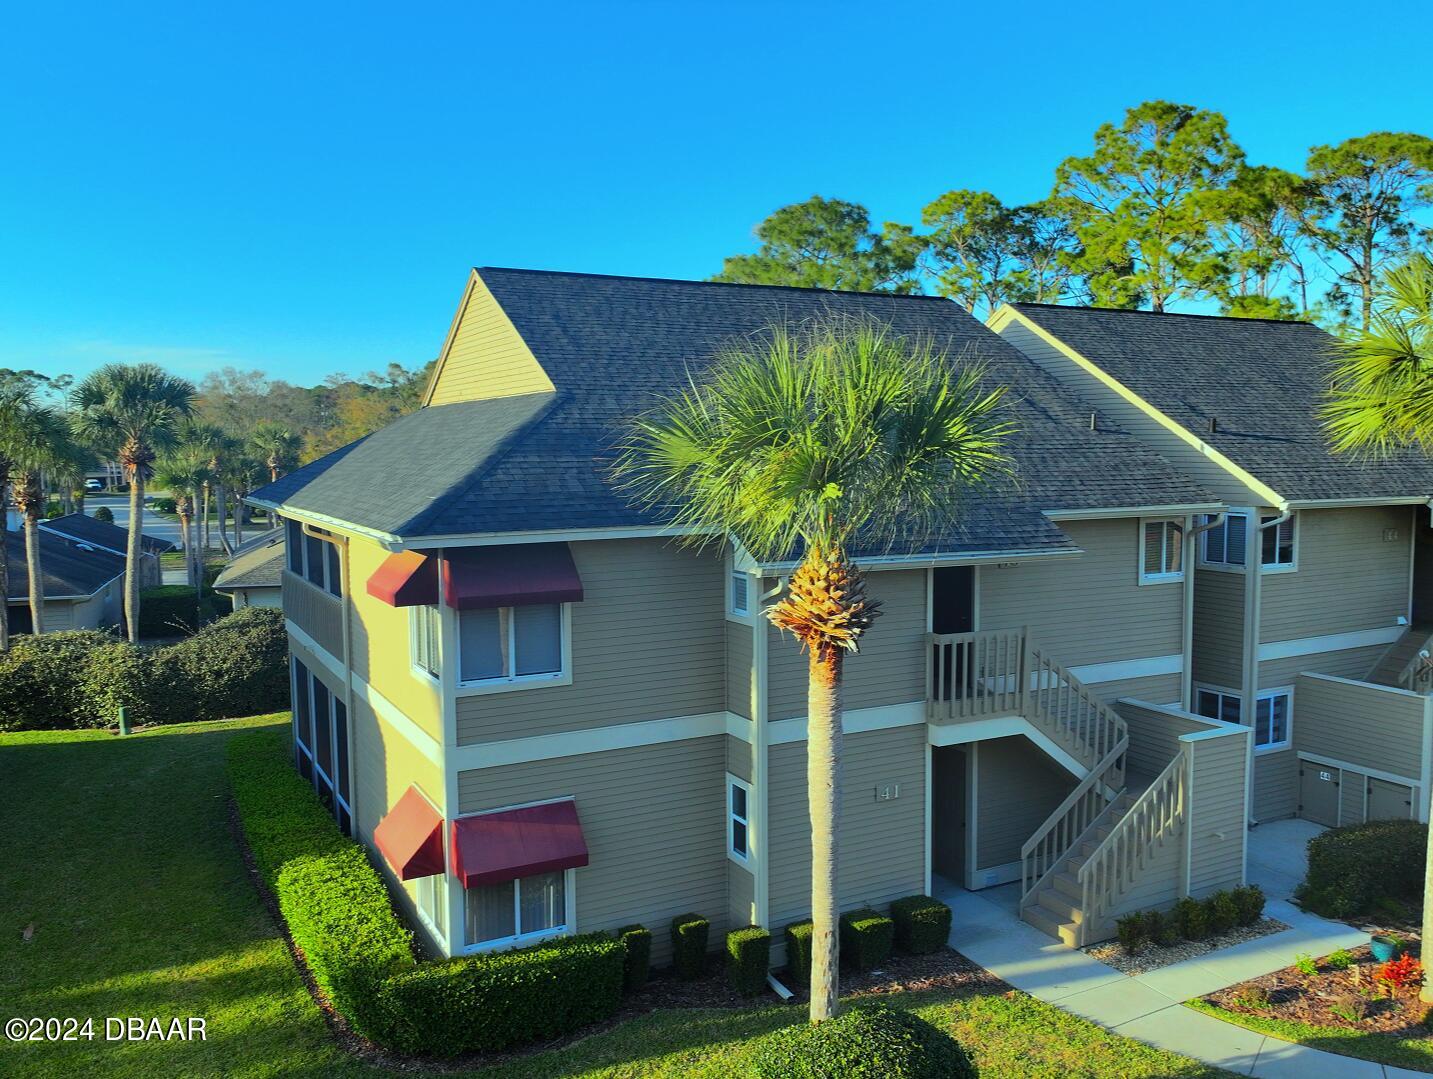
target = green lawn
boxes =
[1186,999,1433,1074]
[1,717,1235,1078]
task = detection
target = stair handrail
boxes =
[927,628,1027,721]
[1019,736,1128,905]
[1076,751,1186,930]
[1393,629,1433,693]
[1025,644,1129,775]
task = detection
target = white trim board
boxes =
[1067,654,1182,685]
[451,711,730,771]
[356,676,445,772]
[767,701,925,745]
[286,620,348,685]
[1258,626,1405,662]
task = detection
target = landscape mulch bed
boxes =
[1085,917,1290,976]
[1201,942,1433,1040]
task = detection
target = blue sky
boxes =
[3,1,1431,387]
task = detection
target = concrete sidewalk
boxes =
[940,882,1411,1077]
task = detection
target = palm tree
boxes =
[615,319,1012,1021]
[248,422,300,530]
[71,364,197,643]
[0,384,50,649]
[1323,254,1433,1000]
[154,450,212,614]
[10,408,74,636]
[181,422,231,554]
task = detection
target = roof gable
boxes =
[422,270,555,407]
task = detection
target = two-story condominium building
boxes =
[249,269,1256,958]
[993,303,1433,835]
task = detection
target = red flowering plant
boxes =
[1375,954,1424,996]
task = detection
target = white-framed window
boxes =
[727,774,751,864]
[1200,513,1248,569]
[1254,687,1293,751]
[1195,685,1243,725]
[457,604,567,688]
[284,518,342,597]
[730,570,750,617]
[464,869,571,950]
[1259,515,1297,571]
[415,870,448,942]
[290,656,352,836]
[1139,518,1185,583]
[410,604,441,680]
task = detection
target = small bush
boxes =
[1326,948,1354,971]
[785,921,814,985]
[1231,885,1265,927]
[890,895,951,956]
[1297,819,1426,919]
[616,924,651,990]
[1116,912,1150,953]
[1376,955,1424,994]
[1172,897,1209,941]
[1205,891,1240,936]
[1293,952,1318,977]
[671,913,709,979]
[93,505,114,523]
[380,933,625,1055]
[0,631,116,730]
[166,606,289,721]
[726,926,771,995]
[1148,909,1179,947]
[1231,986,1270,1010]
[748,1002,977,1079]
[840,908,894,972]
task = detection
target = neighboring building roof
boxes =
[40,512,176,556]
[1006,303,1433,504]
[251,270,1221,557]
[4,528,126,601]
[213,530,285,592]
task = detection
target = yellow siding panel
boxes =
[427,273,554,406]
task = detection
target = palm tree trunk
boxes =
[124,471,144,642]
[234,489,244,547]
[24,513,44,635]
[806,641,843,1022]
[201,483,211,553]
[215,483,233,556]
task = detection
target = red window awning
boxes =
[450,799,589,887]
[442,543,584,611]
[373,786,445,880]
[367,550,439,607]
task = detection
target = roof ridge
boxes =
[477,265,954,302]
[1011,301,1314,327]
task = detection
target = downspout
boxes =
[1242,508,1292,826]
[301,523,355,819]
[1182,512,1228,711]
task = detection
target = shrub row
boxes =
[785,895,950,984]
[1116,885,1265,952]
[1296,819,1426,919]
[228,731,625,1056]
[0,606,287,731]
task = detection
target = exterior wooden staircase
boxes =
[1368,623,1433,693]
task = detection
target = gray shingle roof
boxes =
[4,528,125,601]
[41,512,175,555]
[213,531,285,592]
[251,271,1220,555]
[1010,303,1433,503]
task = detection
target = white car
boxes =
[84,479,105,491]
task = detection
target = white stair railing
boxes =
[927,629,1026,721]
[1025,645,1128,775]
[1076,752,1186,943]
[1019,739,1127,906]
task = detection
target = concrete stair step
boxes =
[1021,903,1080,947]
[1037,888,1086,924]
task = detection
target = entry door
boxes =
[1367,777,1414,822]
[1298,764,1340,827]
[930,746,967,885]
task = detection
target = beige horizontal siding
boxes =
[283,570,344,659]
[1192,567,1245,689]
[1294,674,1429,779]
[1106,831,1184,924]
[1261,507,1411,643]
[980,519,1182,668]
[973,735,1077,871]
[767,725,926,927]
[457,539,725,744]
[1187,732,1249,896]
[726,621,754,718]
[1117,701,1206,779]
[428,273,555,405]
[1088,673,1181,708]
[1259,646,1388,689]
[456,737,728,962]
[1340,771,1364,826]
[1253,751,1297,821]
[767,570,926,721]
[728,863,756,931]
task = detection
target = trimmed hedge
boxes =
[890,895,951,955]
[379,934,624,1055]
[749,1002,977,1078]
[137,584,219,638]
[726,926,771,995]
[1296,819,1426,919]
[1117,885,1267,954]
[784,920,814,985]
[617,923,652,990]
[840,908,894,971]
[671,913,709,979]
[228,730,627,1055]
[0,607,287,731]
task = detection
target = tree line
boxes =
[712,100,1433,329]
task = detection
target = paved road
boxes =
[85,494,189,547]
